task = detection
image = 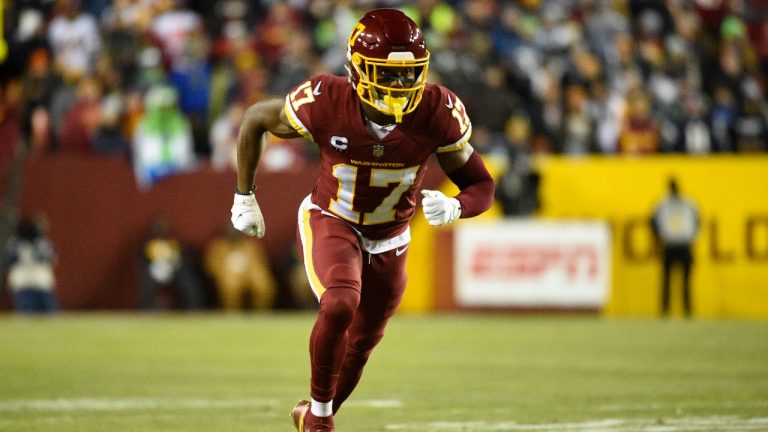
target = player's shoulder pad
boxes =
[420,83,472,153]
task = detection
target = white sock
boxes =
[310,398,333,417]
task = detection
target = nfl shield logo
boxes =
[372,144,384,158]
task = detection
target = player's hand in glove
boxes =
[231,192,265,238]
[421,189,461,227]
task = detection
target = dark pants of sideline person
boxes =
[661,244,693,317]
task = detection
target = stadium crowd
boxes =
[2,0,767,163]
[2,0,767,164]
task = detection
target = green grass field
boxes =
[0,313,766,431]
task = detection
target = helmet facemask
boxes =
[348,49,429,123]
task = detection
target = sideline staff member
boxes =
[651,177,700,317]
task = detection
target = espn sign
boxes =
[454,221,611,309]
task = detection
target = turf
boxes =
[0,313,766,431]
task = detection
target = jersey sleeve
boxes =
[434,86,473,154]
[283,75,330,143]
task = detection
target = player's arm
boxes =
[421,143,495,227]
[235,97,301,193]
[231,96,302,238]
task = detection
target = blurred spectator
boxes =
[0,84,23,160]
[651,177,700,318]
[465,65,521,155]
[91,93,130,155]
[132,85,196,190]
[310,0,359,75]
[618,87,659,154]
[204,224,277,311]
[139,217,204,310]
[587,79,624,154]
[209,100,244,171]
[668,92,712,154]
[5,215,58,314]
[732,84,768,153]
[169,30,213,155]
[708,84,737,152]
[277,241,315,310]
[268,30,317,95]
[19,48,57,154]
[494,112,539,216]
[47,0,102,79]
[250,1,304,71]
[58,75,102,153]
[402,0,457,52]
[149,0,203,71]
[561,83,595,155]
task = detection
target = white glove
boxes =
[421,190,461,227]
[231,192,265,238]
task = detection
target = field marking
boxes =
[345,399,403,408]
[597,400,768,412]
[385,417,768,431]
[0,397,279,412]
[0,397,402,412]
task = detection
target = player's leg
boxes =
[297,208,364,429]
[217,279,242,310]
[332,245,408,414]
[661,249,673,316]
[681,247,693,316]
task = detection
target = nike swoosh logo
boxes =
[395,246,409,256]
[445,95,453,109]
[313,82,322,96]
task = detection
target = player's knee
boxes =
[319,288,360,328]
[323,263,360,290]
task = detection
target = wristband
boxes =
[235,187,255,195]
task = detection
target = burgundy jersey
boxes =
[284,74,471,240]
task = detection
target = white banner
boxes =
[454,220,611,308]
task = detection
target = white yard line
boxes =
[0,397,403,412]
[385,417,768,432]
[0,397,279,411]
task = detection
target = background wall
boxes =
[2,155,317,309]
[3,154,767,317]
[1,155,447,310]
[537,154,768,318]
[402,154,768,319]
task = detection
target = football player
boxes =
[230,9,495,432]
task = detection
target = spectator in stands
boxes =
[209,100,244,171]
[204,224,277,311]
[561,83,595,155]
[169,31,212,155]
[732,77,768,152]
[149,0,203,71]
[47,0,102,79]
[19,48,57,154]
[91,93,130,156]
[587,78,624,154]
[709,84,737,152]
[250,1,304,71]
[131,85,196,190]
[5,215,59,314]
[618,87,659,155]
[58,75,103,153]
[0,84,23,160]
[495,112,539,216]
[651,177,700,318]
[139,217,204,311]
[669,92,712,154]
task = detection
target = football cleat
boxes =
[291,400,335,432]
